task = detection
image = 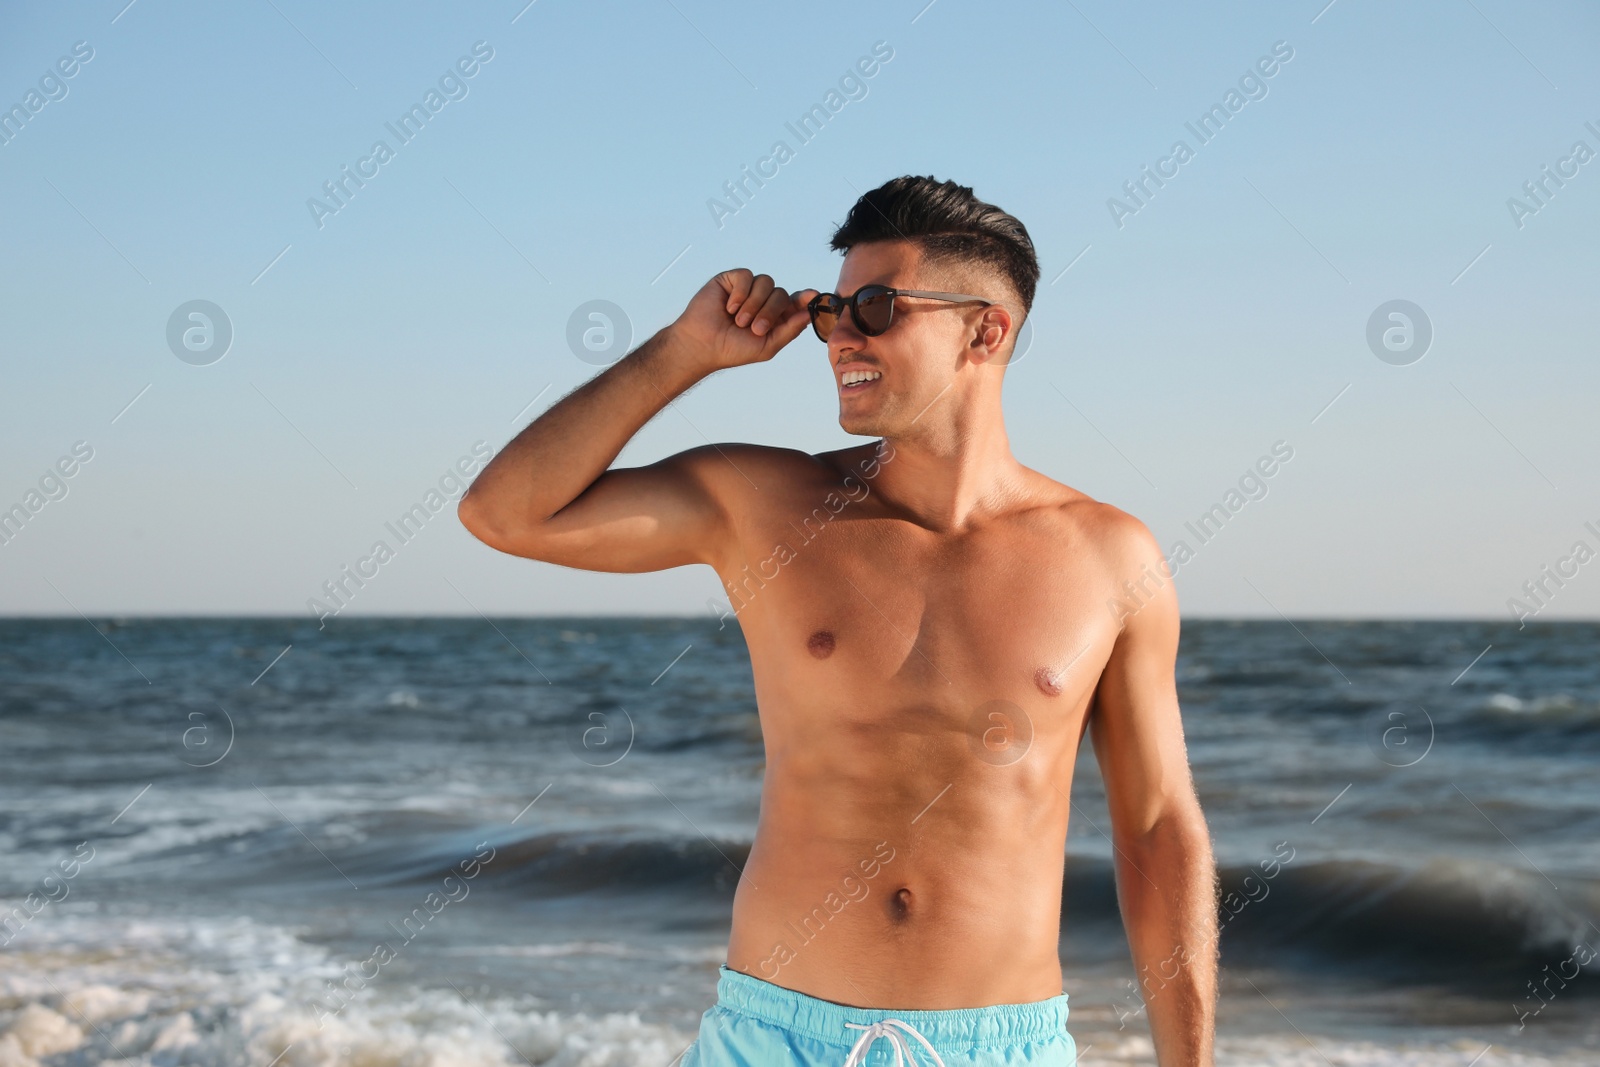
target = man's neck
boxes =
[870,416,1026,532]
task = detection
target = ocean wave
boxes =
[4,913,1595,1067]
[382,831,754,896]
[353,836,1600,975]
[0,914,695,1067]
[1214,857,1600,978]
[360,837,1600,980]
[31,792,1600,988]
[1417,692,1600,752]
[116,825,759,897]
[1481,692,1600,721]
[1059,854,1600,983]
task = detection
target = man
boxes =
[459,176,1216,1066]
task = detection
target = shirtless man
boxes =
[459,176,1216,1066]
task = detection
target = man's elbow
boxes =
[457,490,533,556]
[1122,795,1212,859]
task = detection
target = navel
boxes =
[887,886,913,922]
[807,630,836,659]
[1034,666,1063,696]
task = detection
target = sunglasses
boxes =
[806,284,995,343]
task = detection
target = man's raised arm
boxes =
[1090,517,1218,1067]
[458,270,817,573]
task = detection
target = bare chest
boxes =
[721,510,1118,714]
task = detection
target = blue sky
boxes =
[2,0,1597,619]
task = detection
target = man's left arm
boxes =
[1088,517,1217,1067]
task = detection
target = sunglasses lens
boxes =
[811,299,841,342]
[854,287,894,335]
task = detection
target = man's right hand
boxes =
[669,269,819,373]
[458,269,815,572]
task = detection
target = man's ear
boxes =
[970,305,1014,366]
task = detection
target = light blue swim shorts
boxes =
[680,965,1078,1066]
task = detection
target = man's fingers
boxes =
[718,268,754,313]
[748,288,795,336]
[707,273,817,356]
[734,275,776,327]
[752,288,818,336]
[762,300,815,350]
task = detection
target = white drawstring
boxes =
[840,1019,948,1067]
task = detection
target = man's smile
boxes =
[837,363,883,393]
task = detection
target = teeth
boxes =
[841,370,882,386]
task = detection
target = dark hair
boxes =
[828,175,1039,316]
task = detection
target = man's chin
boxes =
[838,411,887,437]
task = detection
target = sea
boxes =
[1,618,1596,1067]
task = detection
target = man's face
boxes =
[826,241,994,438]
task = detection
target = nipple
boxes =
[807,630,836,659]
[1034,666,1063,696]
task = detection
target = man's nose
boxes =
[829,319,866,361]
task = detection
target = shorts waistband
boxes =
[713,965,1071,1050]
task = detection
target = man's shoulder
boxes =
[670,442,869,490]
[1026,473,1163,564]
[704,441,886,473]
[1028,475,1177,630]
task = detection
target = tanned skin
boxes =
[460,239,1218,1066]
